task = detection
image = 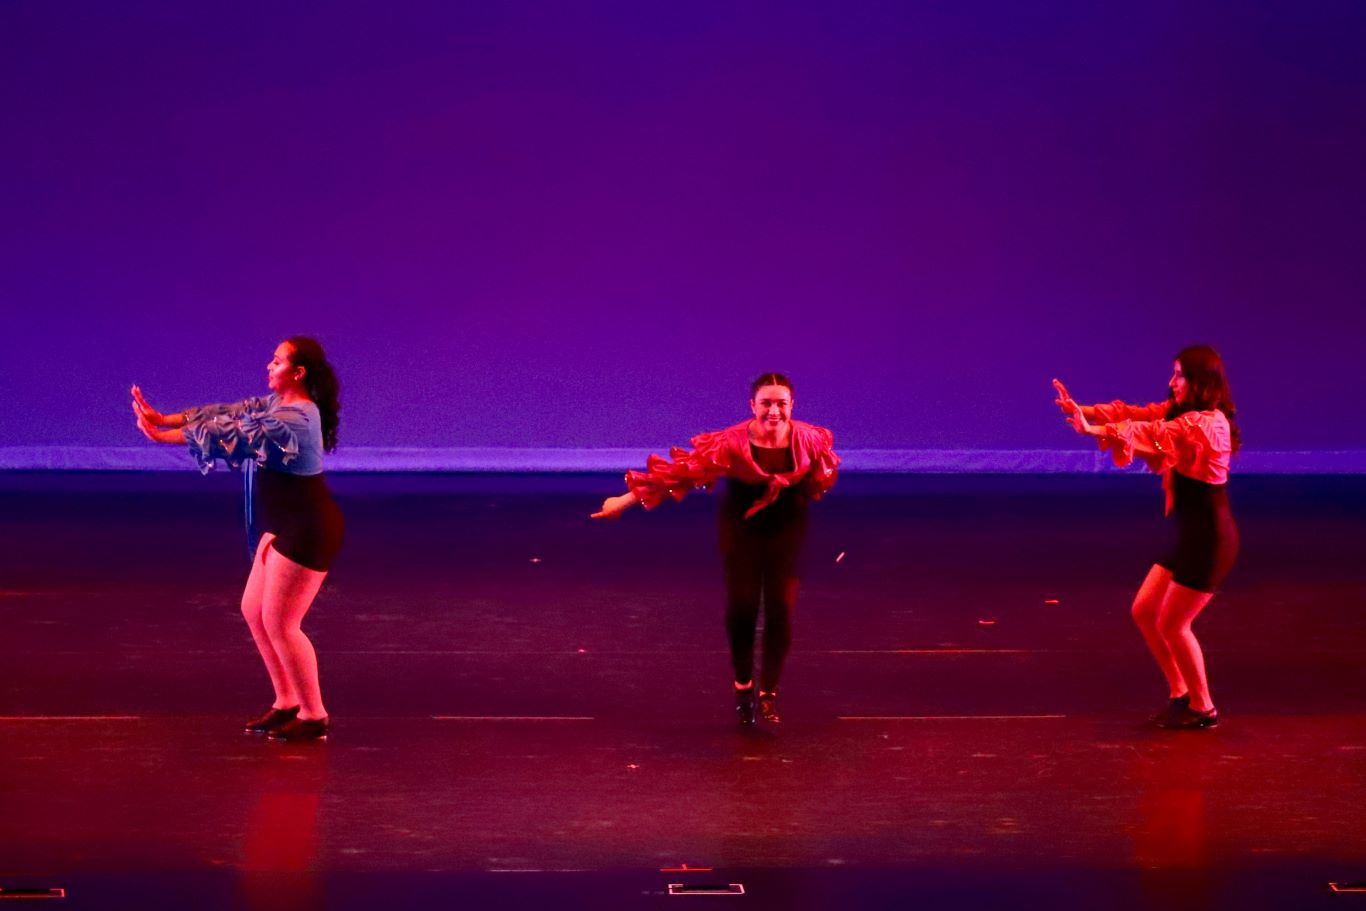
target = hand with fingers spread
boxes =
[591,492,638,520]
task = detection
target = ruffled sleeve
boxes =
[1098,411,1231,477]
[183,395,303,475]
[1098,419,1180,474]
[801,426,841,500]
[1090,400,1169,423]
[625,429,738,509]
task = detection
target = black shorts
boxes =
[1156,471,1238,593]
[256,468,344,572]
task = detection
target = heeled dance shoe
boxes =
[1158,704,1219,730]
[268,716,331,741]
[244,705,299,734]
[757,691,781,724]
[735,688,757,727]
[1150,694,1190,726]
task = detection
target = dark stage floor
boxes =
[2,472,1364,909]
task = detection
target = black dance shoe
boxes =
[268,716,331,741]
[244,705,299,734]
[1158,705,1219,730]
[757,691,781,724]
[735,688,757,727]
[1150,694,1190,726]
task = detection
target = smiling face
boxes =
[1169,359,1188,405]
[750,383,793,435]
[267,342,304,394]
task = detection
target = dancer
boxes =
[593,373,839,727]
[1054,346,1239,729]
[132,337,344,741]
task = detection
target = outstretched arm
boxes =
[592,429,736,519]
[1054,379,1167,428]
[134,406,186,444]
[591,492,640,520]
[1052,379,1099,420]
[1060,397,1161,458]
[131,385,188,429]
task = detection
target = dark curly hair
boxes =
[1168,345,1240,453]
[285,336,340,452]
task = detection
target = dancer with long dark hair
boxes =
[1054,345,1239,729]
[593,373,839,727]
[132,337,344,741]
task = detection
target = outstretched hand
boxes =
[591,493,637,520]
[1051,379,1075,415]
[1062,397,1091,434]
[131,385,171,426]
[134,407,175,443]
[1053,380,1091,435]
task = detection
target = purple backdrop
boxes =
[3,2,1364,465]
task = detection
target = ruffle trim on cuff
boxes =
[625,434,733,510]
[183,410,300,474]
[805,444,841,499]
[1098,420,1178,474]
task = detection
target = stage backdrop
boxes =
[3,2,1363,471]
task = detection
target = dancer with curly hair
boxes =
[133,337,343,741]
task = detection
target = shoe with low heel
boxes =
[244,706,299,734]
[1158,705,1219,730]
[758,691,781,724]
[1150,694,1190,726]
[268,716,330,741]
[735,688,757,727]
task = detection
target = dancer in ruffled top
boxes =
[132,338,343,741]
[1054,345,1240,729]
[593,373,839,727]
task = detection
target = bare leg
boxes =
[240,533,299,709]
[1156,583,1216,713]
[1130,565,1188,699]
[260,545,329,721]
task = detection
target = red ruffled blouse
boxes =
[1089,400,1233,513]
[626,420,840,518]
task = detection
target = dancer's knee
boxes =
[1130,595,1159,629]
[240,596,263,627]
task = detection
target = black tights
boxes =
[721,518,805,693]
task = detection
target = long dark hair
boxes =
[285,336,340,452]
[751,372,794,398]
[1168,345,1240,453]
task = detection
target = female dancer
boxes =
[593,373,840,727]
[132,337,344,741]
[1054,345,1239,729]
